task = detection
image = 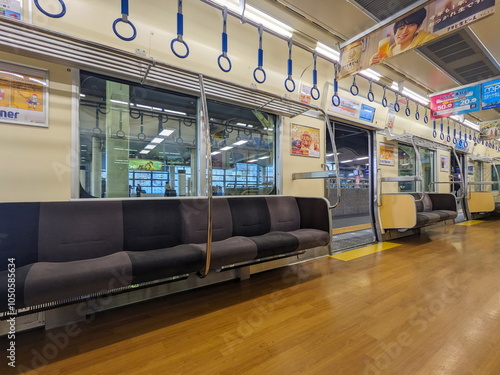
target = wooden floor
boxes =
[2,218,500,375]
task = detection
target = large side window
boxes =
[78,73,276,198]
[398,144,435,192]
[79,72,197,198]
[208,100,275,196]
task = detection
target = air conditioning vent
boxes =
[418,28,500,84]
[351,0,421,20]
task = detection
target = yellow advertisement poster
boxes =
[291,123,320,157]
[0,62,48,127]
[380,142,395,166]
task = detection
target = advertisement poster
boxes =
[0,0,22,20]
[129,159,163,171]
[379,142,395,166]
[299,84,312,104]
[328,96,360,118]
[479,120,500,139]
[291,123,320,157]
[481,78,500,110]
[429,85,481,119]
[0,62,48,127]
[339,0,495,79]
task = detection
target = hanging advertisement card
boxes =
[0,0,22,20]
[339,0,496,79]
[0,61,48,127]
[479,119,500,139]
[379,142,395,166]
[328,96,360,118]
[291,123,320,157]
[429,85,481,119]
[481,78,500,110]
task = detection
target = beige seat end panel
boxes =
[468,192,495,213]
[379,194,417,229]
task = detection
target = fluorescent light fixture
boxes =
[355,156,369,160]
[403,88,429,105]
[326,153,335,157]
[359,68,381,81]
[80,94,86,98]
[248,159,258,163]
[258,155,270,160]
[463,119,479,130]
[151,137,164,144]
[152,107,163,111]
[211,151,221,155]
[220,146,233,151]
[315,42,340,61]
[139,150,150,154]
[164,109,187,116]
[341,159,353,163]
[110,99,129,106]
[233,140,249,146]
[145,144,157,150]
[211,0,293,38]
[159,129,175,136]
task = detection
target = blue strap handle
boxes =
[253,25,266,83]
[171,0,190,58]
[432,121,437,138]
[284,40,295,92]
[34,0,66,18]
[217,8,231,72]
[112,0,137,41]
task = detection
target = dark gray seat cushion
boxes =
[23,252,133,307]
[126,244,204,284]
[288,229,331,250]
[194,236,258,269]
[249,232,299,259]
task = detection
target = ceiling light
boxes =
[139,150,150,154]
[359,69,381,82]
[145,144,156,150]
[110,99,129,106]
[151,137,164,144]
[402,88,429,105]
[220,146,233,151]
[211,151,221,155]
[159,129,175,136]
[341,159,353,163]
[248,159,258,162]
[355,157,369,160]
[463,119,479,130]
[315,42,340,61]
[211,0,293,38]
[258,155,270,160]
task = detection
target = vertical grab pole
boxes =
[198,74,212,278]
[321,109,340,209]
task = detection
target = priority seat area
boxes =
[379,192,458,230]
[0,196,331,314]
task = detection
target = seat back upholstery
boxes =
[122,199,182,251]
[180,198,233,244]
[38,201,123,262]
[265,196,300,232]
[411,193,433,212]
[227,197,271,236]
[0,202,40,271]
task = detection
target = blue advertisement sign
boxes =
[481,78,500,110]
[359,104,375,123]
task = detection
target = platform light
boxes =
[110,99,129,106]
[163,109,187,116]
[139,150,150,154]
[248,159,258,162]
[315,42,340,61]
[144,144,157,150]
[359,69,381,82]
[355,156,369,160]
[211,151,221,155]
[258,155,270,160]
[220,146,233,151]
[211,0,293,38]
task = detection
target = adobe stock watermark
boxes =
[14,267,131,373]
[6,258,16,368]
[363,276,463,375]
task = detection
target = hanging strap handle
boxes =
[253,25,266,83]
[34,0,66,18]
[367,81,374,102]
[284,39,296,92]
[310,52,320,100]
[381,86,388,107]
[112,0,137,41]
[432,120,437,138]
[350,75,359,96]
[331,65,341,107]
[217,7,232,72]
[171,0,190,58]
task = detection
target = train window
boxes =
[78,72,276,198]
[398,145,435,192]
[492,165,500,191]
[207,100,276,196]
[79,72,198,198]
